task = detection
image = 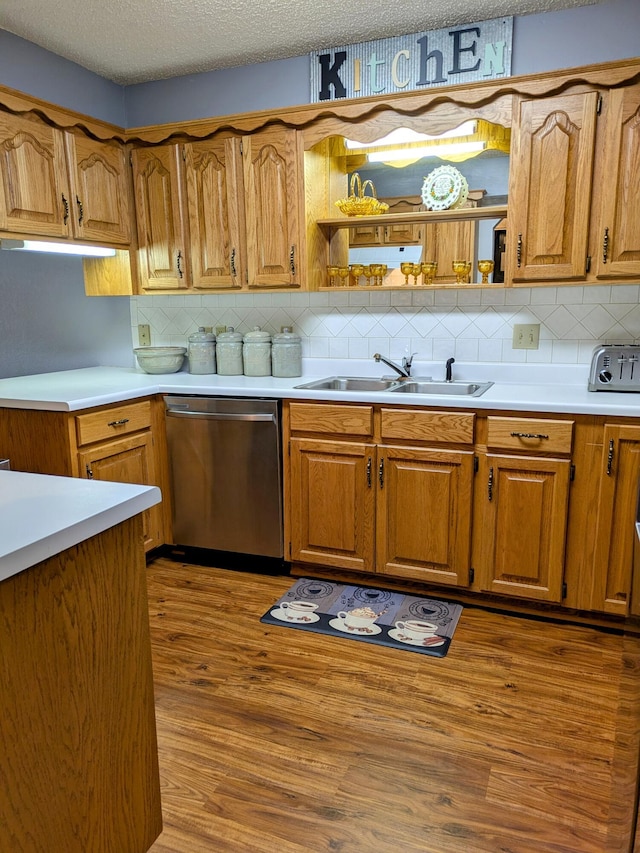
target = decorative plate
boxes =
[421,165,469,211]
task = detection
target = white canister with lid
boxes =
[187,327,216,374]
[243,326,272,376]
[271,326,302,377]
[216,327,244,375]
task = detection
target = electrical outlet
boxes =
[138,324,151,347]
[512,323,540,350]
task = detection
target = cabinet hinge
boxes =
[570,463,575,482]
[469,567,475,584]
[562,581,568,600]
[473,455,479,473]
[596,94,603,115]
[585,255,591,273]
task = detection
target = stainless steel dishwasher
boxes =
[164,396,283,558]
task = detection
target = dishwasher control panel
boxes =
[588,344,640,392]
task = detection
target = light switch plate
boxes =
[512,323,540,350]
[138,324,151,347]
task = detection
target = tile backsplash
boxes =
[130,284,640,366]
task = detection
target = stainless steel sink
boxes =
[294,376,400,392]
[390,380,493,397]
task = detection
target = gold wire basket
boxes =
[335,173,389,217]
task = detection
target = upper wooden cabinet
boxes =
[242,127,304,288]
[131,127,305,293]
[184,136,246,290]
[131,144,190,291]
[507,91,599,283]
[592,82,640,280]
[65,132,131,246]
[0,109,131,246]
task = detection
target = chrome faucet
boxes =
[373,352,414,378]
[445,357,456,382]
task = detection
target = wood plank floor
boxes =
[146,557,640,853]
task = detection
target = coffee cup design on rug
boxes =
[394,620,438,641]
[337,606,380,632]
[280,601,319,620]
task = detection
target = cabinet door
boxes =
[477,454,570,602]
[65,133,131,245]
[423,219,475,283]
[131,144,189,291]
[593,84,640,279]
[0,110,71,238]
[377,445,474,586]
[78,432,162,551]
[592,424,640,616]
[384,221,424,245]
[184,136,246,290]
[508,91,599,282]
[243,127,303,288]
[289,438,375,573]
[349,223,382,247]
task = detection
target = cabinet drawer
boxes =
[380,408,475,444]
[75,401,152,446]
[289,403,373,437]
[486,416,574,455]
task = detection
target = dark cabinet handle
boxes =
[107,418,129,427]
[76,195,84,224]
[602,227,609,264]
[85,464,93,479]
[378,458,384,488]
[488,466,494,501]
[510,431,549,440]
[230,247,237,277]
[366,457,372,488]
[517,233,523,268]
[61,193,69,224]
[289,245,296,275]
[606,438,614,476]
[177,251,183,278]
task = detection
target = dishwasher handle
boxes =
[166,408,276,423]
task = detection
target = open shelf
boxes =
[317,204,508,231]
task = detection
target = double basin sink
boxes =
[294,376,494,397]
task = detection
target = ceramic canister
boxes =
[187,327,216,374]
[216,327,244,375]
[271,326,302,377]
[243,326,272,376]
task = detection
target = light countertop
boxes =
[0,360,640,416]
[0,470,161,583]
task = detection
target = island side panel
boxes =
[0,515,162,853]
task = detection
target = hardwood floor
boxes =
[145,557,640,853]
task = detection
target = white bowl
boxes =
[134,346,186,374]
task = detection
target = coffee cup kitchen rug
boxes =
[260,578,462,658]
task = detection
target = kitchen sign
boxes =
[310,17,512,102]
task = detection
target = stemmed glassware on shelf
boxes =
[326,265,339,287]
[421,261,437,285]
[452,260,472,285]
[477,259,495,284]
[350,263,364,287]
[411,263,422,285]
[338,266,350,287]
[400,261,414,285]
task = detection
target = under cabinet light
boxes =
[367,140,486,163]
[345,121,478,149]
[0,239,116,257]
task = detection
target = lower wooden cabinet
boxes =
[474,453,571,602]
[287,402,475,587]
[0,398,169,552]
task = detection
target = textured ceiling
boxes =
[1,0,597,85]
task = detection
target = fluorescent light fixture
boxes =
[0,239,116,257]
[367,140,486,163]
[345,121,478,149]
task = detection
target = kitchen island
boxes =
[0,470,163,853]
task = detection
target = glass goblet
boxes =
[400,261,413,286]
[453,260,472,285]
[362,265,372,286]
[421,261,437,285]
[411,263,422,286]
[370,263,383,286]
[326,265,339,287]
[350,263,365,287]
[338,266,350,287]
[478,259,495,284]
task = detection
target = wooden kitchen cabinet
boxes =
[591,423,640,616]
[0,398,169,552]
[184,135,246,290]
[131,143,190,291]
[422,218,476,285]
[592,82,640,280]
[0,109,132,246]
[286,402,475,586]
[475,416,574,603]
[507,90,599,282]
[65,131,132,246]
[242,126,305,288]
